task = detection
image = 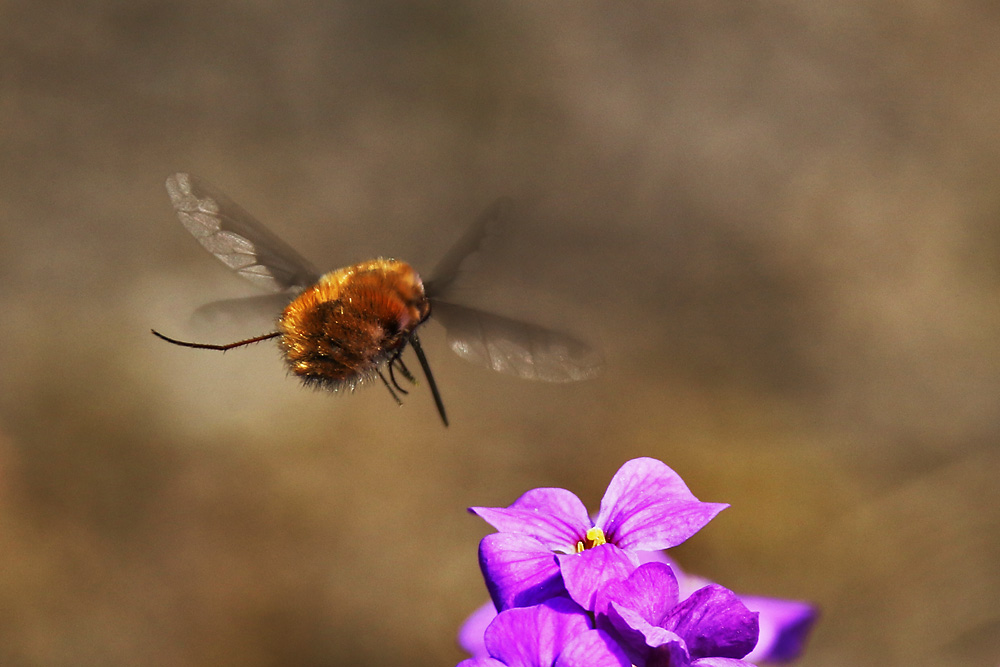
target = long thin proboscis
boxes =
[408,333,448,427]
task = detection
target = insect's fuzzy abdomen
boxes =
[279,259,430,389]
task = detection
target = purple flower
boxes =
[459,457,817,665]
[737,596,817,664]
[459,560,817,665]
[596,562,759,667]
[638,552,818,664]
[456,596,630,667]
[471,458,728,611]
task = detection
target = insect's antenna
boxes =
[151,329,281,351]
[407,333,448,427]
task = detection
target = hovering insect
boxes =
[152,173,602,426]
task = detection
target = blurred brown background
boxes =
[2,2,999,665]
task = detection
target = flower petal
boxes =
[484,597,592,667]
[690,659,756,667]
[471,488,592,552]
[594,561,680,624]
[595,458,728,551]
[664,584,759,660]
[632,554,818,663]
[458,602,497,658]
[557,544,638,612]
[479,533,566,611]
[554,629,632,667]
[604,601,689,667]
[457,659,506,667]
[740,595,818,663]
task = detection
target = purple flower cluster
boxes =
[457,458,817,667]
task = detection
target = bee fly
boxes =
[152,173,602,426]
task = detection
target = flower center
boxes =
[575,527,607,552]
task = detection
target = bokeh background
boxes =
[2,2,999,665]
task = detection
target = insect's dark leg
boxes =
[387,355,410,396]
[377,369,404,406]
[389,352,416,391]
[407,333,448,427]
[394,356,415,383]
[151,329,281,350]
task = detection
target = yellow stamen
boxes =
[575,527,607,552]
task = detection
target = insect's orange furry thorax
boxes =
[279,258,430,387]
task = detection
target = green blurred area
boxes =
[2,2,999,665]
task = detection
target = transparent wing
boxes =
[431,300,603,382]
[189,293,297,335]
[424,197,512,299]
[165,173,322,293]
